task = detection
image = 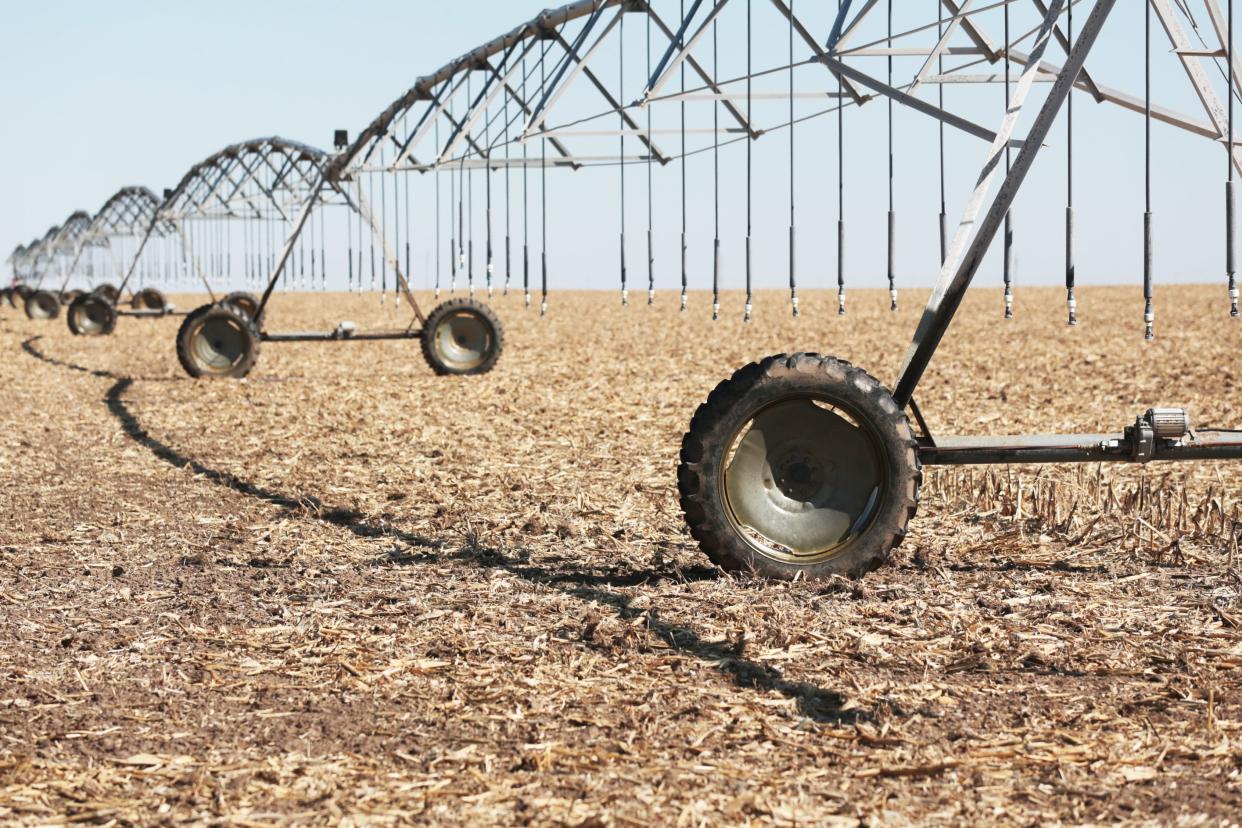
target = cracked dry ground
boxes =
[0,286,1240,826]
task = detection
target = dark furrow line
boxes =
[20,335,861,723]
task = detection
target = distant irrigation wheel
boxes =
[420,298,504,376]
[219,291,261,324]
[24,290,61,320]
[678,354,922,580]
[92,283,120,304]
[67,294,118,337]
[131,287,166,311]
[63,289,83,304]
[176,303,261,379]
[11,285,31,308]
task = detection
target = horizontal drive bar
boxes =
[261,329,423,343]
[117,308,184,318]
[920,431,1242,465]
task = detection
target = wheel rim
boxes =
[29,293,58,319]
[432,311,492,371]
[721,396,885,564]
[225,297,258,319]
[75,299,111,334]
[191,315,248,374]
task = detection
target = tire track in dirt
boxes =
[20,335,861,724]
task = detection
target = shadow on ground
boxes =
[21,336,862,724]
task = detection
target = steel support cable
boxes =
[745,0,753,323]
[389,127,400,297]
[838,0,846,316]
[348,165,356,292]
[504,86,512,297]
[1230,0,1240,316]
[486,97,494,300]
[887,0,897,312]
[542,36,549,317]
[648,9,656,307]
[1145,0,1155,340]
[938,0,947,268]
[523,52,531,309]
[392,136,401,306]
[302,204,309,291]
[712,0,721,321]
[680,0,689,313]
[246,209,253,287]
[1066,0,1077,325]
[788,0,799,317]
[404,118,411,300]
[370,171,378,295]
[454,92,462,295]
[435,120,442,298]
[468,72,476,298]
[383,138,391,303]
[1004,0,1014,320]
[621,9,629,307]
[357,168,364,294]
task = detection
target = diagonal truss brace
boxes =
[894,0,1118,408]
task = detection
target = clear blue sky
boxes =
[1,1,1236,291]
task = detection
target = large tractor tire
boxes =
[131,287,166,311]
[419,298,504,376]
[92,283,121,304]
[67,294,118,337]
[176,303,261,379]
[678,354,922,581]
[219,291,262,324]
[24,290,61,320]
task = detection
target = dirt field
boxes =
[1,285,1240,826]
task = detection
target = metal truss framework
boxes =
[29,212,95,290]
[253,0,1240,379]
[328,0,1242,176]
[120,137,365,301]
[57,187,174,294]
[7,244,32,283]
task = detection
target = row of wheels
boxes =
[9,283,161,323]
[174,295,504,379]
[7,281,920,579]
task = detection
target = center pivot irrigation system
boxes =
[103,137,505,380]
[60,186,181,336]
[6,0,1240,581]
[302,0,1240,579]
[14,212,94,319]
[10,188,181,326]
